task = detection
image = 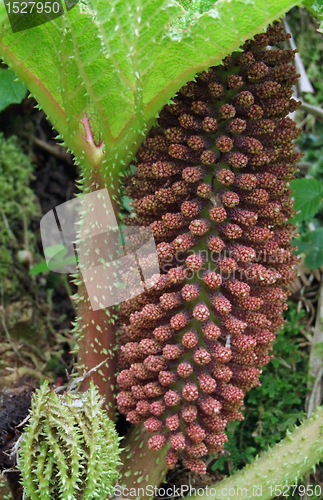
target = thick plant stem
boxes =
[189,406,323,500]
[74,137,120,419]
[117,426,169,500]
[77,283,117,420]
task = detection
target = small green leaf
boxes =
[0,68,27,111]
[29,243,77,275]
[29,260,50,276]
[122,196,133,213]
[43,243,68,259]
[290,178,323,222]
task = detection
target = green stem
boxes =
[189,406,323,500]
[299,102,323,121]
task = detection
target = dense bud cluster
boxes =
[117,23,300,473]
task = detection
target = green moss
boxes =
[0,132,39,293]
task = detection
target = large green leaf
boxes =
[0,0,302,189]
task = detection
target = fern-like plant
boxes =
[1,1,323,499]
[19,381,121,500]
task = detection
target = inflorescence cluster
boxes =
[116,23,301,474]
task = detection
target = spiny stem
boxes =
[75,117,119,420]
[117,425,169,499]
[190,406,323,500]
[77,285,117,420]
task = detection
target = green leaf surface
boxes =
[0,0,301,189]
[293,239,313,253]
[305,248,323,268]
[290,178,323,222]
[293,227,323,269]
[122,196,133,213]
[0,67,27,111]
[308,226,323,246]
[29,260,49,276]
[43,244,68,259]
